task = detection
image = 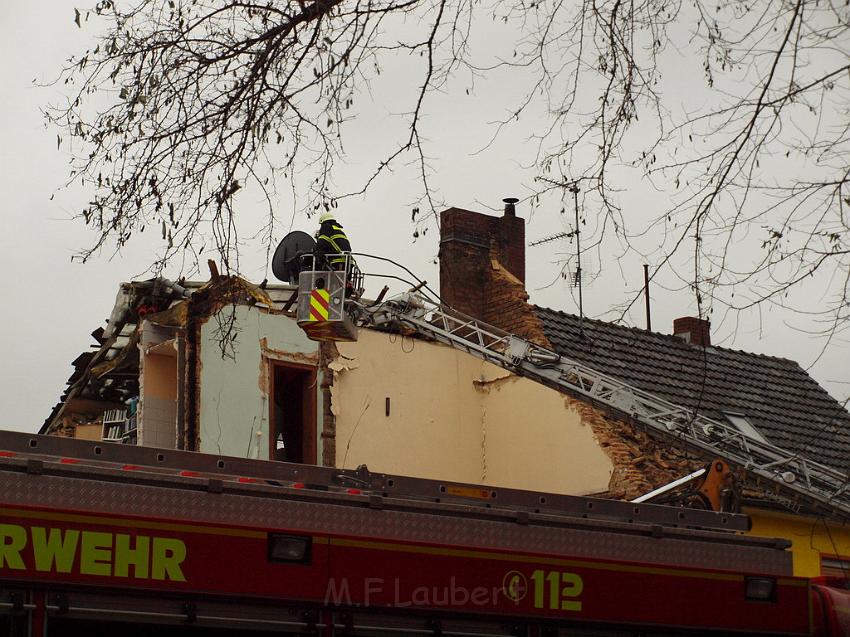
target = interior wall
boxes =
[331,330,613,495]
[140,351,178,448]
[198,306,319,459]
[144,353,178,400]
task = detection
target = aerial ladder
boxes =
[283,248,850,523]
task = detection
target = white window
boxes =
[821,555,850,578]
[723,412,769,444]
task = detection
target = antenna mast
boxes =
[569,184,583,325]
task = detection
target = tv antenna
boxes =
[569,183,584,324]
[528,185,587,325]
[529,231,574,247]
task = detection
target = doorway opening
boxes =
[270,363,317,464]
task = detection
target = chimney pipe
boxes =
[503,197,518,217]
[643,264,651,331]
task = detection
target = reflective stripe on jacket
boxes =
[317,222,352,264]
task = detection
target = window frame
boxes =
[820,553,850,578]
[722,411,769,444]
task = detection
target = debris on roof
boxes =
[41,275,295,436]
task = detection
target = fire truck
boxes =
[6,249,850,635]
[1,429,850,636]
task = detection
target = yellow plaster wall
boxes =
[746,507,850,577]
[331,330,613,495]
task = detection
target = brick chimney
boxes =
[439,201,524,316]
[673,316,711,347]
[439,200,550,346]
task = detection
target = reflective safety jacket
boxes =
[316,220,352,267]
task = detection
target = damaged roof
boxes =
[535,307,850,474]
[41,277,297,434]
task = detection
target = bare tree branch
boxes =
[49,0,850,342]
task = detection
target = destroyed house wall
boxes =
[435,205,706,498]
[197,304,320,460]
[327,329,614,495]
[482,259,552,346]
[41,278,194,442]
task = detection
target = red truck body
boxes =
[1,431,849,636]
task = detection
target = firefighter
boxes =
[315,211,353,270]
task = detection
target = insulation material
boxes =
[90,330,140,378]
[145,300,189,328]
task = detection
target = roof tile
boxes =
[535,307,850,473]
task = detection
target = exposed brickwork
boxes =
[438,204,706,500]
[495,214,525,283]
[45,413,97,439]
[45,417,77,438]
[567,396,704,499]
[319,340,339,467]
[482,259,552,347]
[440,206,548,343]
[440,207,525,319]
[673,316,711,347]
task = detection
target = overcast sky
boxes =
[1,1,847,434]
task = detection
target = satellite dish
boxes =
[271,231,317,283]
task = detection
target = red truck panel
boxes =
[0,504,812,634]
